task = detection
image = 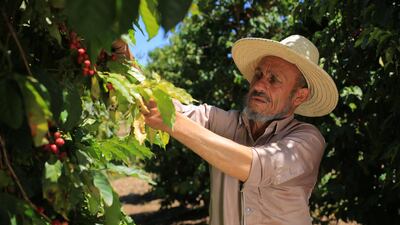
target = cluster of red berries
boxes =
[68,31,95,76]
[42,131,67,160]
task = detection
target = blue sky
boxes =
[130,18,174,66]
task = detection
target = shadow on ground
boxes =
[130,206,208,225]
[113,177,208,225]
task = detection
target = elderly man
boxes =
[144,35,338,225]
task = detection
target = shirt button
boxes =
[245,207,252,215]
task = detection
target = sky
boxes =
[130,18,174,66]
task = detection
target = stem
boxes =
[0,135,51,222]
[1,9,33,76]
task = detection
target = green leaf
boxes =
[93,171,113,207]
[128,29,136,45]
[34,70,64,123]
[0,79,23,129]
[0,170,13,188]
[118,0,140,34]
[129,138,153,159]
[48,23,62,45]
[107,163,155,184]
[99,139,131,164]
[159,130,170,148]
[157,80,195,104]
[87,191,101,215]
[15,75,52,146]
[0,193,46,225]
[103,73,134,104]
[44,160,63,183]
[157,0,192,31]
[153,88,175,128]
[65,0,117,59]
[91,76,101,100]
[104,191,122,225]
[139,0,160,40]
[59,85,82,131]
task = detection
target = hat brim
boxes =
[232,38,338,117]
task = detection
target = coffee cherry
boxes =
[106,82,114,91]
[69,43,77,49]
[82,68,89,76]
[84,60,91,67]
[55,138,65,147]
[50,144,58,154]
[89,70,95,76]
[52,220,62,225]
[77,48,86,55]
[54,131,61,139]
[36,206,44,214]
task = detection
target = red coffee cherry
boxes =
[55,138,65,147]
[52,220,62,225]
[54,131,61,139]
[50,144,58,154]
[106,82,114,91]
[84,60,91,67]
[78,48,86,55]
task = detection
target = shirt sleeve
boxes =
[173,99,214,129]
[244,124,326,186]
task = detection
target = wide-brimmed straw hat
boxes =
[232,35,338,117]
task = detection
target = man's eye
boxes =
[254,70,262,80]
[269,75,280,84]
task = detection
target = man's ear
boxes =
[292,88,309,107]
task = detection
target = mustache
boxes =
[248,90,271,102]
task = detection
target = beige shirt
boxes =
[175,102,325,225]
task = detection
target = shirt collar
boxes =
[239,111,294,135]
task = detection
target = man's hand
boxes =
[142,100,173,133]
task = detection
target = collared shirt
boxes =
[174,102,325,225]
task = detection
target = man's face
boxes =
[245,56,303,120]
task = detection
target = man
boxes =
[143,35,338,225]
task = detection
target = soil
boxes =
[111,177,209,225]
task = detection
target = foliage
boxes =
[146,0,400,224]
[0,0,192,224]
[294,0,400,224]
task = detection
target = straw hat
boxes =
[232,35,338,117]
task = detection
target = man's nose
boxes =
[252,77,269,91]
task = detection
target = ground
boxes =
[111,177,209,225]
[111,177,359,225]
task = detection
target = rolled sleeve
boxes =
[173,99,214,129]
[245,126,325,186]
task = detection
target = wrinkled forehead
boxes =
[256,55,300,72]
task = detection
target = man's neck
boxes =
[249,120,271,141]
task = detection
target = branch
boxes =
[0,135,51,222]
[1,9,33,76]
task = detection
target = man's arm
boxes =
[143,101,253,182]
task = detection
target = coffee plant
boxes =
[0,0,193,224]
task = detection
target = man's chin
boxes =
[243,105,291,123]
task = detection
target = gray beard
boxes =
[243,106,290,123]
